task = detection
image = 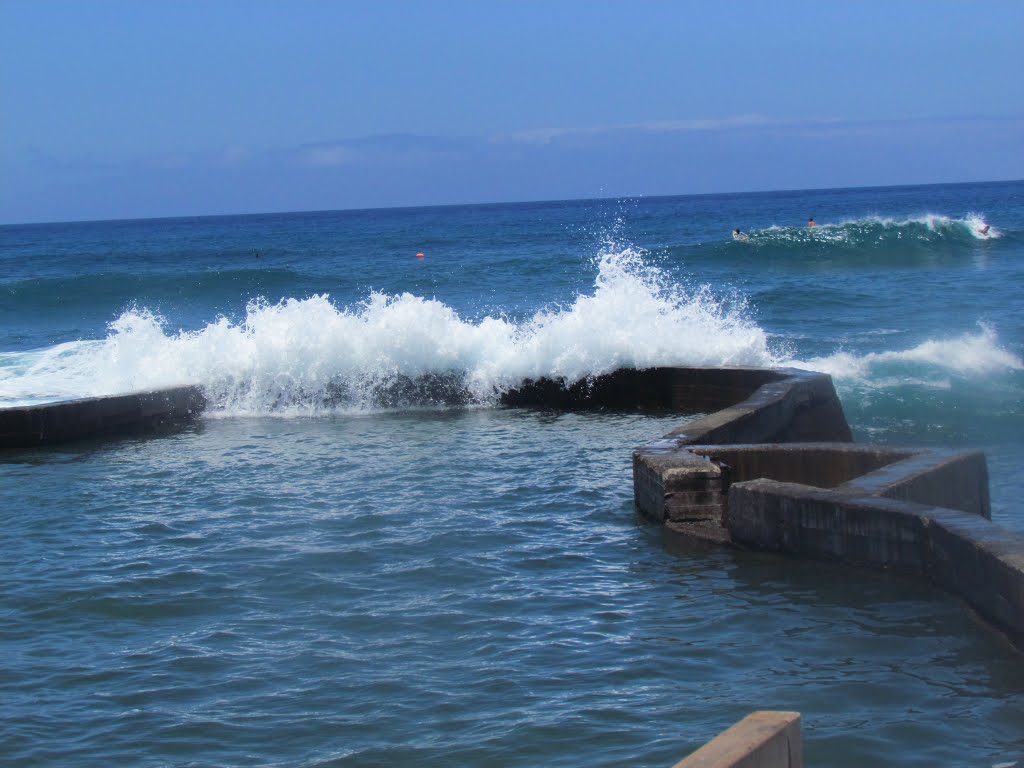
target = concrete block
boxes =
[729,480,931,572]
[633,368,853,534]
[0,386,207,449]
[923,511,1024,641]
[671,711,803,768]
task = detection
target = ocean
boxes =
[1,180,1022,766]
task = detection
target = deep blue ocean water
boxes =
[2,181,1023,766]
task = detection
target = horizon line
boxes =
[2,176,1021,229]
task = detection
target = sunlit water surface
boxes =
[3,410,1022,766]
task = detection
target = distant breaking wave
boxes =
[735,214,999,250]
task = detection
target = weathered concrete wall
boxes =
[501,367,687,410]
[649,441,1017,640]
[633,369,853,541]
[651,366,783,415]
[502,366,790,412]
[728,480,1024,644]
[730,480,934,573]
[671,711,803,768]
[679,444,991,519]
[509,366,853,546]
[691,444,911,489]
[634,450,730,542]
[923,511,1024,639]
[623,365,1022,646]
[663,367,853,446]
[0,386,207,449]
[843,449,991,519]
[501,367,851,441]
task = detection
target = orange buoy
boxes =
[416,252,425,259]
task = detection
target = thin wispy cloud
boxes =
[5,112,1020,224]
[302,145,358,167]
[490,114,806,145]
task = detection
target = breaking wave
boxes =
[0,249,775,414]
[732,214,1000,252]
[789,324,1023,389]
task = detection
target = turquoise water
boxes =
[2,181,1023,765]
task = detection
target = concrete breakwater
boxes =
[623,366,1023,648]
[504,365,1023,646]
[1,368,1021,647]
[0,386,206,448]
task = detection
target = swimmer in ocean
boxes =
[733,228,749,241]
[978,224,991,236]
[808,217,817,228]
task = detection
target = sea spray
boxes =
[789,324,1024,445]
[0,249,776,413]
[790,323,1023,385]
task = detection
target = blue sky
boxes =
[2,0,1022,224]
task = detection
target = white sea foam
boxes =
[752,213,999,242]
[854,212,1000,239]
[6,246,1017,413]
[0,249,777,413]
[789,324,1023,386]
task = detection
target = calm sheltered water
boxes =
[2,409,1023,767]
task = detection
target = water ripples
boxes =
[2,410,1023,766]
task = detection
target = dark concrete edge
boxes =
[0,385,208,449]
[500,365,784,412]
[1,387,198,411]
[628,366,1021,649]
[729,478,1024,646]
[838,446,975,491]
[684,442,988,515]
[3,365,830,452]
[632,368,852,529]
[842,447,992,519]
[644,367,852,450]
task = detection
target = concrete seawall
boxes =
[623,367,1023,648]
[632,368,854,543]
[729,479,1024,643]
[0,386,206,449]
[504,363,1020,644]
[2,367,1021,646]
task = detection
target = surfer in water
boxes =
[733,228,749,241]
[978,224,991,236]
[808,217,817,228]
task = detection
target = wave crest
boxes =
[741,213,999,249]
[0,249,776,413]
[791,324,1023,388]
